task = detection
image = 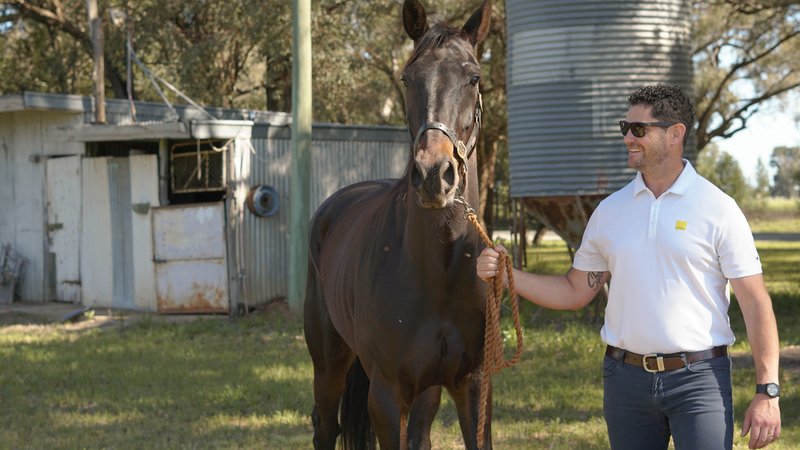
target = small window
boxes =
[170,140,226,195]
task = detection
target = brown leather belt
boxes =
[605,345,728,373]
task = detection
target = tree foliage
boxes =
[770,145,800,197]
[1,0,798,226]
[695,144,750,203]
[692,1,800,150]
[754,157,771,197]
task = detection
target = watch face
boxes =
[767,384,779,396]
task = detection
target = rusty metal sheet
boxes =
[152,203,229,313]
[155,259,228,313]
[152,203,226,260]
[520,195,604,250]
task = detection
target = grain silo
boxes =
[506,0,694,248]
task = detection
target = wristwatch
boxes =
[756,383,780,398]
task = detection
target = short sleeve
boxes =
[573,207,609,272]
[717,201,762,279]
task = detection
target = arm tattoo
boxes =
[587,272,604,291]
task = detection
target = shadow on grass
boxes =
[0,308,316,449]
[2,270,798,449]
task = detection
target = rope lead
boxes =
[463,207,524,449]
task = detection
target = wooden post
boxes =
[288,0,312,312]
[85,0,105,123]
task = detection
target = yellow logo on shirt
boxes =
[675,220,687,230]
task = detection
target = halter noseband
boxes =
[411,92,483,172]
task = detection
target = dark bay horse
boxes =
[304,1,492,448]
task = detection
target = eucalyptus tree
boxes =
[692,0,800,150]
[770,146,800,198]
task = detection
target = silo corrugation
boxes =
[506,0,694,198]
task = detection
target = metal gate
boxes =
[152,203,229,313]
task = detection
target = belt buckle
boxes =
[642,354,665,373]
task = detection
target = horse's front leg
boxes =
[407,386,442,449]
[368,373,408,449]
[447,372,492,450]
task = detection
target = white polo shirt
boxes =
[573,160,762,354]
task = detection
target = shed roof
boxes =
[0,91,290,141]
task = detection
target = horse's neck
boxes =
[402,167,481,268]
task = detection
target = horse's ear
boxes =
[403,0,428,43]
[462,0,491,46]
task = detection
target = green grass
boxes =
[0,315,314,449]
[749,216,800,234]
[1,236,798,449]
[745,197,800,233]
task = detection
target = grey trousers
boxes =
[603,354,734,450]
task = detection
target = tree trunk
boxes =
[85,0,105,123]
[479,138,499,237]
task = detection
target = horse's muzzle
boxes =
[411,156,458,209]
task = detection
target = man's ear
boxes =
[672,123,687,146]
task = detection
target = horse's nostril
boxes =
[442,161,456,187]
[411,163,424,188]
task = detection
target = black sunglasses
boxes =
[619,120,678,138]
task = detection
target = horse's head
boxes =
[402,0,491,209]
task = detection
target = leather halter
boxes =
[411,93,483,175]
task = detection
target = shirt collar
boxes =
[633,159,696,197]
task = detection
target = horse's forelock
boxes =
[405,23,466,68]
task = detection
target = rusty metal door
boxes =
[152,203,229,313]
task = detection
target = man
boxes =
[477,84,780,449]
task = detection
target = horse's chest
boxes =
[360,309,483,387]
[356,276,485,381]
[319,217,485,383]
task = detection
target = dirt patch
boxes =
[250,298,294,315]
[0,301,229,333]
[0,301,81,325]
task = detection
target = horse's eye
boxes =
[401,75,409,88]
[470,75,480,86]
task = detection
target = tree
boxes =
[0,0,291,109]
[3,1,797,231]
[770,145,800,197]
[692,1,800,151]
[754,157,771,198]
[696,144,750,203]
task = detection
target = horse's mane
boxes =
[405,22,463,68]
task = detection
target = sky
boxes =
[714,94,800,185]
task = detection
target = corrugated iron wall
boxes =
[243,124,409,303]
[2,92,408,309]
[506,0,694,198]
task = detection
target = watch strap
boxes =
[755,383,780,397]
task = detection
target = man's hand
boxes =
[476,245,507,284]
[741,395,781,449]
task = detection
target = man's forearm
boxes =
[507,268,603,311]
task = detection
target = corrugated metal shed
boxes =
[0,91,409,311]
[241,124,408,304]
[506,0,695,198]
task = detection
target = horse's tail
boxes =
[341,358,375,450]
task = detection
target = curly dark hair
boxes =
[628,84,694,145]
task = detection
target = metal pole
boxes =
[289,0,312,312]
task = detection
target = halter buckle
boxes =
[456,141,467,159]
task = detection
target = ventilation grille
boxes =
[170,143,225,193]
